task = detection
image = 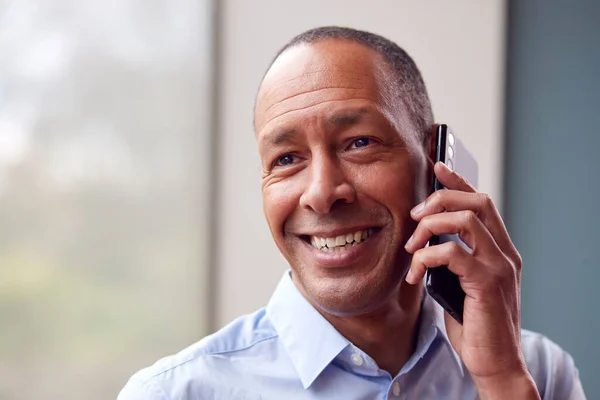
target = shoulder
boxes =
[117,307,278,400]
[520,329,586,399]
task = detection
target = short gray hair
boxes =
[262,26,434,142]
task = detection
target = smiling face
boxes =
[255,39,431,316]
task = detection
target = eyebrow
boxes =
[269,129,298,145]
[327,108,368,126]
[265,108,372,145]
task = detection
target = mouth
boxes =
[301,228,375,253]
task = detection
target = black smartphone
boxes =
[425,124,478,324]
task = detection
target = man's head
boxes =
[255,27,435,316]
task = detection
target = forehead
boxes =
[255,39,394,136]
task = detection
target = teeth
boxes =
[310,229,374,252]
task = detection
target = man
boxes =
[119,27,585,399]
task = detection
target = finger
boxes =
[406,241,478,284]
[434,161,476,193]
[410,189,517,257]
[404,210,498,256]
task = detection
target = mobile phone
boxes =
[425,124,478,324]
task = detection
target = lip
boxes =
[299,225,379,239]
[298,228,381,269]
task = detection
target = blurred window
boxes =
[0,1,213,398]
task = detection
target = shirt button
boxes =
[392,381,401,396]
[350,353,364,366]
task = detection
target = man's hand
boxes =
[404,162,540,400]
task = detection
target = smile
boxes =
[309,229,374,252]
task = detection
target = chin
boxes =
[296,261,409,317]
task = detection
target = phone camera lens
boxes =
[448,132,455,146]
[446,159,454,171]
[447,145,454,159]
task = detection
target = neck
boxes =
[319,280,423,377]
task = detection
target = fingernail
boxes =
[404,234,414,250]
[411,202,425,216]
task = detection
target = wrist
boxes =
[473,370,540,400]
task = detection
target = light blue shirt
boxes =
[118,272,586,399]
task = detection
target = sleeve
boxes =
[117,377,168,400]
[547,348,586,400]
[521,331,587,399]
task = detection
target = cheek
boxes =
[351,158,418,212]
[262,179,302,238]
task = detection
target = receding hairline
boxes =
[254,26,434,142]
[256,41,410,141]
[258,38,398,104]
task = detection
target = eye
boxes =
[351,137,371,149]
[275,153,296,167]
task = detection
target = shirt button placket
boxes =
[391,381,401,397]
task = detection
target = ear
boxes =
[421,124,438,197]
[426,123,438,164]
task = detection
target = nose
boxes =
[299,152,356,214]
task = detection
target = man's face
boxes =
[255,39,431,315]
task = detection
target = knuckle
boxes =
[412,248,426,266]
[461,210,478,226]
[478,192,493,208]
[512,250,524,272]
[445,241,462,257]
[495,254,520,285]
[431,189,445,204]
[420,215,434,230]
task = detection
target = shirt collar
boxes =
[266,271,464,389]
[416,288,465,377]
[266,271,350,389]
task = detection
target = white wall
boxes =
[215,0,507,328]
